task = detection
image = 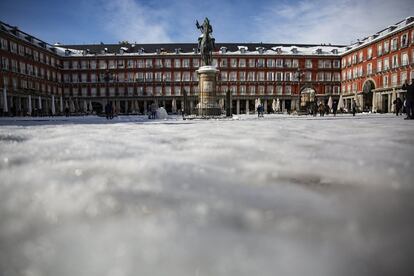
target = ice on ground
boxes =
[0,113,413,276]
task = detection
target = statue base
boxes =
[196,66,222,116]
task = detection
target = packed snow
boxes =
[0,113,413,276]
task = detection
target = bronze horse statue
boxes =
[196,18,215,66]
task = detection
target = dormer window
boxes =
[291,47,298,54]
[257,47,265,54]
[175,48,181,54]
[275,48,282,54]
[316,48,322,54]
[156,48,161,54]
[65,49,71,56]
[220,47,227,54]
[138,48,144,54]
[331,49,339,55]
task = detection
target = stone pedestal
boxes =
[196,66,221,116]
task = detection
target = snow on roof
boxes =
[343,16,414,55]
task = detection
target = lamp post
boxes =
[295,68,305,113]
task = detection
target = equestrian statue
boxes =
[196,17,216,66]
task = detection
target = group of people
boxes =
[401,78,414,120]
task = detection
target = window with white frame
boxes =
[391,73,398,86]
[392,54,399,68]
[229,72,237,81]
[164,86,171,96]
[384,58,390,70]
[333,72,340,81]
[258,71,265,81]
[352,54,357,64]
[305,59,312,68]
[182,59,190,68]
[384,40,390,53]
[240,85,246,94]
[324,72,332,81]
[193,59,199,67]
[367,63,372,75]
[402,52,409,66]
[276,85,282,95]
[266,72,274,81]
[155,86,162,96]
[145,59,153,68]
[358,52,364,62]
[221,71,228,81]
[108,60,115,69]
[183,72,191,81]
[155,72,162,81]
[146,86,153,96]
[247,72,255,81]
[221,85,228,93]
[285,86,291,95]
[154,59,162,68]
[383,75,389,87]
[145,72,153,81]
[0,38,8,50]
[163,72,171,81]
[164,59,171,68]
[239,59,246,67]
[391,38,398,51]
[367,48,372,59]
[292,59,299,68]
[401,33,408,47]
[285,72,292,81]
[257,59,265,67]
[81,73,87,82]
[267,85,274,94]
[10,42,17,53]
[317,72,324,81]
[230,58,237,67]
[239,71,246,81]
[377,44,383,56]
[258,86,265,95]
[318,60,324,68]
[80,60,88,69]
[276,59,283,68]
[284,59,292,68]
[333,60,340,68]
[118,73,125,82]
[174,72,181,81]
[305,72,312,81]
[267,59,274,68]
[276,72,283,81]
[248,85,255,94]
[230,85,237,94]
[99,60,107,69]
[401,71,407,85]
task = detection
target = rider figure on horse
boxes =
[196,17,216,66]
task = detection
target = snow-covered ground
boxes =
[0,113,413,276]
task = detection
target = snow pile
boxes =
[155,107,168,119]
[0,114,413,276]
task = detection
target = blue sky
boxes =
[0,0,413,45]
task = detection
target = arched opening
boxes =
[91,102,103,114]
[300,87,316,112]
[362,80,375,112]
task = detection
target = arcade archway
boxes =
[362,80,375,112]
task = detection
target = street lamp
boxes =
[295,68,305,113]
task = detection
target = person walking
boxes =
[333,101,338,117]
[393,97,403,116]
[351,99,356,116]
[402,79,414,119]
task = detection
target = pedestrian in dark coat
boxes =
[393,97,403,116]
[402,79,414,119]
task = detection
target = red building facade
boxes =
[4,18,411,116]
[341,17,414,113]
